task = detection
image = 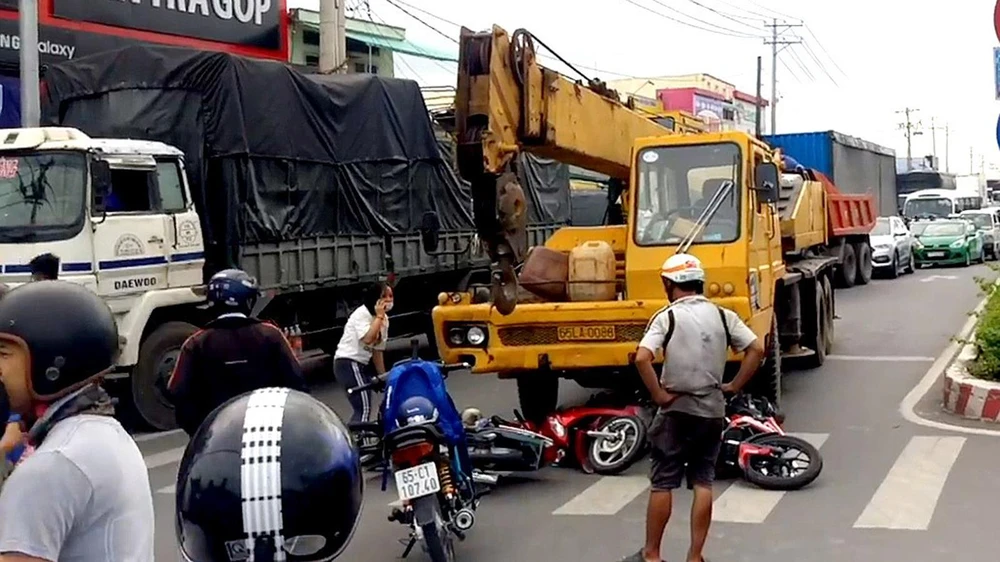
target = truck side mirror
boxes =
[91,159,112,213]
[754,162,780,204]
[420,211,441,254]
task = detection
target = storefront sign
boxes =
[693,94,724,121]
[51,0,281,50]
[0,18,148,66]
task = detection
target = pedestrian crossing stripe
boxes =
[149,433,968,531]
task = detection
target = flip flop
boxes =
[617,551,667,562]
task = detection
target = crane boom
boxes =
[453,25,673,314]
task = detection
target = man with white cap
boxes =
[626,253,765,562]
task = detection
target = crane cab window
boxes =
[634,142,741,246]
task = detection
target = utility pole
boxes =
[319,0,347,74]
[970,147,975,175]
[928,119,951,172]
[896,108,921,171]
[944,123,950,173]
[763,19,802,135]
[930,117,937,165]
[754,55,763,138]
[19,0,40,127]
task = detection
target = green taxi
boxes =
[912,219,985,267]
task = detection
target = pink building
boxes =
[657,87,768,134]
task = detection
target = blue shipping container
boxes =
[763,130,899,216]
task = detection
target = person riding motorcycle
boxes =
[168,268,307,436]
[0,281,155,561]
[176,387,363,561]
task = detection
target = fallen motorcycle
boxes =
[491,390,651,475]
[717,394,823,490]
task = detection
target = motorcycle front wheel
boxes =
[412,495,456,562]
[586,415,648,475]
[742,434,822,491]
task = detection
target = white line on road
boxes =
[711,432,829,524]
[853,435,965,530]
[133,429,184,443]
[827,355,935,362]
[144,446,186,470]
[552,476,650,516]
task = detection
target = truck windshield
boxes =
[961,213,992,230]
[904,197,953,218]
[634,142,740,246]
[0,152,86,243]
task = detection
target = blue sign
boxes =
[995,47,1000,100]
[996,112,1000,153]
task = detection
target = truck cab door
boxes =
[153,158,205,287]
[90,156,170,298]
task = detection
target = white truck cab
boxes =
[0,127,207,428]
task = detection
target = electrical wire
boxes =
[804,25,846,77]
[702,0,774,20]
[680,0,765,31]
[383,0,457,45]
[786,47,815,82]
[366,8,457,76]
[797,42,839,86]
[626,0,763,39]
[777,57,802,85]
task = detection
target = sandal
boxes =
[617,551,667,562]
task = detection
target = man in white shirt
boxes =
[626,253,764,562]
[334,282,392,423]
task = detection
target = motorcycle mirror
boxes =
[410,337,420,359]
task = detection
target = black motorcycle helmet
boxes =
[0,280,118,400]
[207,268,259,314]
[176,388,363,562]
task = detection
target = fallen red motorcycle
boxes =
[489,392,651,475]
[717,394,822,490]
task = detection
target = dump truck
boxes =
[426,25,876,420]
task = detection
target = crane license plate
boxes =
[557,325,616,341]
[394,461,441,501]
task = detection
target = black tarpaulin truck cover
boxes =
[40,45,480,266]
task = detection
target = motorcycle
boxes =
[717,394,823,490]
[347,340,551,562]
[491,390,651,475]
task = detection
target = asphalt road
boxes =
[136,263,999,562]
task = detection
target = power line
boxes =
[764,18,802,134]
[383,0,456,44]
[804,25,846,77]
[797,42,838,86]
[680,0,763,31]
[623,0,763,39]
[786,48,814,81]
[701,0,773,20]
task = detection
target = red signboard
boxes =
[0,0,288,61]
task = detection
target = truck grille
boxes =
[497,325,647,346]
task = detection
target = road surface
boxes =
[137,264,997,561]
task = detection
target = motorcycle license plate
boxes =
[927,251,945,258]
[557,325,616,341]
[394,461,441,501]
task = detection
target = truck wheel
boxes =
[132,321,198,431]
[516,374,559,424]
[836,244,857,288]
[803,282,827,369]
[821,276,834,355]
[747,315,781,408]
[854,242,873,285]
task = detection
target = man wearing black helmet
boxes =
[168,268,307,436]
[175,387,363,561]
[0,280,154,561]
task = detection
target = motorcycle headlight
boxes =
[466,326,487,346]
[951,239,965,248]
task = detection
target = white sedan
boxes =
[869,216,915,278]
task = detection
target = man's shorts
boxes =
[648,411,725,491]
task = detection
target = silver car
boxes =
[870,216,915,278]
[958,209,1000,260]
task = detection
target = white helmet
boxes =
[660,253,705,283]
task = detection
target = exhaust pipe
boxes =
[471,471,499,486]
[454,508,476,531]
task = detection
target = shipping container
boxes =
[764,131,898,216]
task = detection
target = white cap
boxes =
[660,253,705,283]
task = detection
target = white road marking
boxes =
[144,446,186,470]
[854,435,965,530]
[711,432,829,524]
[133,429,184,443]
[827,355,935,362]
[899,276,1000,436]
[919,275,958,283]
[552,476,650,516]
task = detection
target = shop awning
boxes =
[344,29,457,62]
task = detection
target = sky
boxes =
[289,0,1000,177]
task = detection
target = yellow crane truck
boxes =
[424,26,872,420]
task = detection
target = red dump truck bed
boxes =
[814,171,876,237]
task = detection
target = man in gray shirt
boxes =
[628,254,764,562]
[0,281,154,562]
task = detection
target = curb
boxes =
[943,344,1000,422]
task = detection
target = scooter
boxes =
[493,390,652,475]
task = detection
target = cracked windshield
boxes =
[1,1,998,562]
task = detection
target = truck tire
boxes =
[854,242,873,285]
[802,281,827,369]
[516,374,559,424]
[747,315,781,408]
[836,243,857,288]
[821,275,834,355]
[131,321,198,431]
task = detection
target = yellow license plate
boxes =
[557,325,616,341]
